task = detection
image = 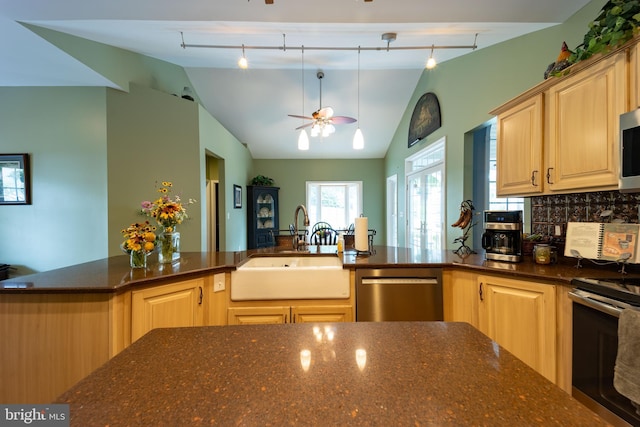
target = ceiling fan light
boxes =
[323,107,334,117]
[322,124,335,137]
[298,129,309,150]
[310,125,320,137]
[353,127,364,149]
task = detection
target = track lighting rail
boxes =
[180,33,478,53]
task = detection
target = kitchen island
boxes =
[54,322,608,426]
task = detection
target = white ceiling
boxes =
[0,0,591,159]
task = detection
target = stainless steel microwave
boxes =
[620,109,640,192]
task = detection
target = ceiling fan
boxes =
[288,71,357,137]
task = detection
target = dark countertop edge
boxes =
[2,246,637,294]
[0,263,236,294]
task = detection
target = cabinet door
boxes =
[478,275,556,382]
[227,306,289,325]
[442,270,479,329]
[131,278,205,342]
[292,305,353,323]
[496,94,544,196]
[546,51,626,192]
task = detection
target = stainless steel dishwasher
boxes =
[356,268,443,321]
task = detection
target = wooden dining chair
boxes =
[310,222,338,245]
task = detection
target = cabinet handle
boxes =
[546,167,554,184]
[479,282,484,301]
[530,170,538,186]
[198,286,203,305]
[284,314,288,324]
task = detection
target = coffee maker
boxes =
[481,210,523,262]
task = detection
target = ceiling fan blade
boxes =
[295,122,314,130]
[330,116,357,124]
[288,114,314,120]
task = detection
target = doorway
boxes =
[405,138,445,257]
[206,154,223,252]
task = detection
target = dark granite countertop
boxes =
[54,322,608,426]
[1,245,637,293]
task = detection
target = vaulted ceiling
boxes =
[0,0,591,158]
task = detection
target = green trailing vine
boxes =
[570,0,640,63]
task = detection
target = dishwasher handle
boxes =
[360,278,439,285]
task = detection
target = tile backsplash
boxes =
[530,191,640,237]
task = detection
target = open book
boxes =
[564,222,640,263]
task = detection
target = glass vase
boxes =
[158,231,180,264]
[130,250,147,269]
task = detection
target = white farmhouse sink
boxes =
[231,255,350,301]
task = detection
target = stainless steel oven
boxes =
[570,278,640,427]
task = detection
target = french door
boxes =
[406,140,445,256]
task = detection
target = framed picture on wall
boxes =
[0,153,31,205]
[408,92,441,147]
[234,185,242,209]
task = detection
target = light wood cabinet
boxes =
[496,94,544,196]
[492,46,629,197]
[443,270,557,383]
[477,274,556,383]
[131,277,206,342]
[228,304,353,325]
[545,51,626,192]
[442,269,480,328]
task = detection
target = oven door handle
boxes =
[569,290,623,318]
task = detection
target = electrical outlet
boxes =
[214,281,225,292]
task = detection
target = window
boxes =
[488,123,524,211]
[306,181,362,230]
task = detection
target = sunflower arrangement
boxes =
[140,181,196,232]
[121,221,157,253]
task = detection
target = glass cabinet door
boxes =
[256,192,275,230]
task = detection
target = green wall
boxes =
[0,42,253,275]
[106,84,202,256]
[0,87,108,273]
[252,159,385,240]
[384,0,607,248]
[198,106,255,252]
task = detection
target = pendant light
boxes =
[353,47,364,150]
[238,44,248,69]
[298,46,309,150]
[425,45,437,69]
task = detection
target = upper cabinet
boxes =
[496,94,544,195]
[491,42,631,197]
[246,185,280,249]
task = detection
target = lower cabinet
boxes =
[131,277,206,342]
[477,274,556,383]
[443,270,557,383]
[228,304,353,325]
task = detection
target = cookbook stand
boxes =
[569,249,631,274]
